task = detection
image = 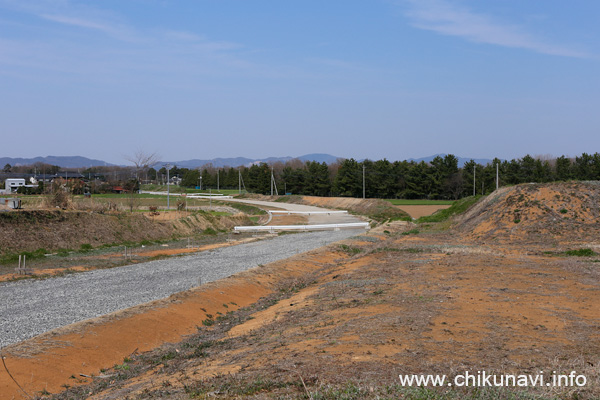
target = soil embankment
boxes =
[0,210,250,254]
[455,181,600,244]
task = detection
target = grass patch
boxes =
[418,196,481,224]
[370,247,424,254]
[338,244,363,255]
[226,202,266,215]
[0,248,48,264]
[565,248,596,257]
[202,227,218,235]
[80,243,93,251]
[402,228,420,235]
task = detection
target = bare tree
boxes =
[125,150,160,184]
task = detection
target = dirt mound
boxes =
[456,182,600,243]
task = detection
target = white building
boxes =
[4,179,26,193]
[1,178,37,194]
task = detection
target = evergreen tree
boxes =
[333,159,361,197]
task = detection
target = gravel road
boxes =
[0,230,359,349]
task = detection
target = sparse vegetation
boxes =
[418,196,481,223]
[565,248,596,257]
[338,244,362,255]
[402,228,420,235]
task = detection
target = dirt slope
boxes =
[455,182,600,244]
[0,210,250,254]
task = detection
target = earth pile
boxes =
[455,182,600,244]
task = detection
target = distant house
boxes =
[1,178,37,194]
[52,172,85,181]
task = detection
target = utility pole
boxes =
[496,163,499,190]
[272,169,278,196]
[238,169,241,194]
[217,169,219,192]
[473,165,476,196]
[271,167,274,196]
[362,165,365,199]
[166,164,171,209]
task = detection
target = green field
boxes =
[385,199,456,206]
[140,184,243,196]
[184,188,243,195]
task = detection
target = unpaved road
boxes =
[225,198,363,225]
[0,230,358,349]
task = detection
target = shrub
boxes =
[202,227,218,235]
[565,248,596,257]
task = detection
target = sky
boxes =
[1,0,599,165]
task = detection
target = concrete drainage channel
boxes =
[234,222,369,232]
[0,229,359,349]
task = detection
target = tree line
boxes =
[4,153,600,200]
[163,153,600,200]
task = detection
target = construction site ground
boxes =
[1,183,599,399]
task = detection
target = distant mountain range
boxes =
[1,154,495,169]
[161,153,342,168]
[0,156,115,168]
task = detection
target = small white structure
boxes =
[4,179,26,193]
[1,178,37,194]
[0,198,21,210]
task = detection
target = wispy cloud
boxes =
[402,0,588,58]
[39,13,135,40]
[0,0,256,79]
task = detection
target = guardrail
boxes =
[234,222,369,232]
[186,195,234,199]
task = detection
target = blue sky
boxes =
[1,0,599,165]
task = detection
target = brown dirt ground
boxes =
[394,204,451,219]
[2,231,599,398]
[267,214,308,225]
[2,184,600,399]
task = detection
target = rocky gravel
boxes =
[0,230,359,348]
